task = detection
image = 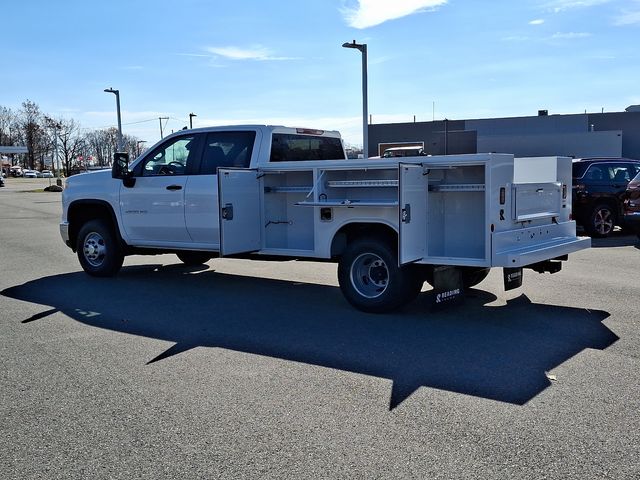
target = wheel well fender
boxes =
[330,222,398,258]
[67,200,123,252]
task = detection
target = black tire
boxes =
[337,236,421,313]
[176,251,213,266]
[423,266,490,290]
[586,204,616,238]
[461,267,490,289]
[76,219,124,277]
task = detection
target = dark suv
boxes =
[572,158,640,237]
[623,171,640,239]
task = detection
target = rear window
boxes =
[270,134,345,162]
[572,162,589,178]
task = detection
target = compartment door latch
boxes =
[401,204,411,223]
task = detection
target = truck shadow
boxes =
[2,264,617,410]
[588,230,640,248]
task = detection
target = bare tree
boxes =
[18,100,48,169]
[5,99,144,174]
[55,118,85,176]
[0,106,16,146]
[122,133,141,158]
[84,128,118,167]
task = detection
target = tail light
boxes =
[296,128,324,135]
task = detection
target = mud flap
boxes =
[503,267,523,291]
[431,266,464,310]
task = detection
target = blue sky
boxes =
[1,0,639,146]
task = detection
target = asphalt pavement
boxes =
[1,177,638,479]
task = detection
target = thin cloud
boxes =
[542,0,613,13]
[613,3,640,25]
[503,31,592,42]
[529,19,545,25]
[342,0,447,29]
[551,31,592,38]
[206,46,299,61]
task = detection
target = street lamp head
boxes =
[342,40,366,52]
[104,88,119,94]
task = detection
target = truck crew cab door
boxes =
[218,168,262,255]
[119,134,202,244]
[184,130,258,248]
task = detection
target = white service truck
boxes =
[60,125,590,312]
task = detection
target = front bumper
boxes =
[60,222,70,247]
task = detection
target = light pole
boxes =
[104,88,124,151]
[342,40,368,159]
[189,112,197,129]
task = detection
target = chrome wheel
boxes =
[83,232,107,267]
[593,207,614,236]
[349,252,389,299]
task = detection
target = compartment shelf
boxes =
[326,180,399,188]
[429,183,485,192]
[295,200,398,208]
[264,186,313,193]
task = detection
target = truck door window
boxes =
[141,135,197,176]
[198,131,256,174]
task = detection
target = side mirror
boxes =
[112,152,130,179]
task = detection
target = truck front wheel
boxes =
[76,220,124,277]
[337,237,421,313]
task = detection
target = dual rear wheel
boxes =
[337,237,490,313]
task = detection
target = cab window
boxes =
[198,131,256,174]
[141,136,197,176]
[270,134,345,162]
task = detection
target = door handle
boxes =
[166,185,182,191]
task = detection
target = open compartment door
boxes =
[398,163,428,265]
[218,168,261,256]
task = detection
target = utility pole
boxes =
[159,117,169,139]
[189,113,197,129]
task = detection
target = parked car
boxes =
[23,170,37,178]
[0,175,4,187]
[382,146,426,158]
[41,170,54,178]
[10,166,23,177]
[572,158,640,237]
[622,171,640,240]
